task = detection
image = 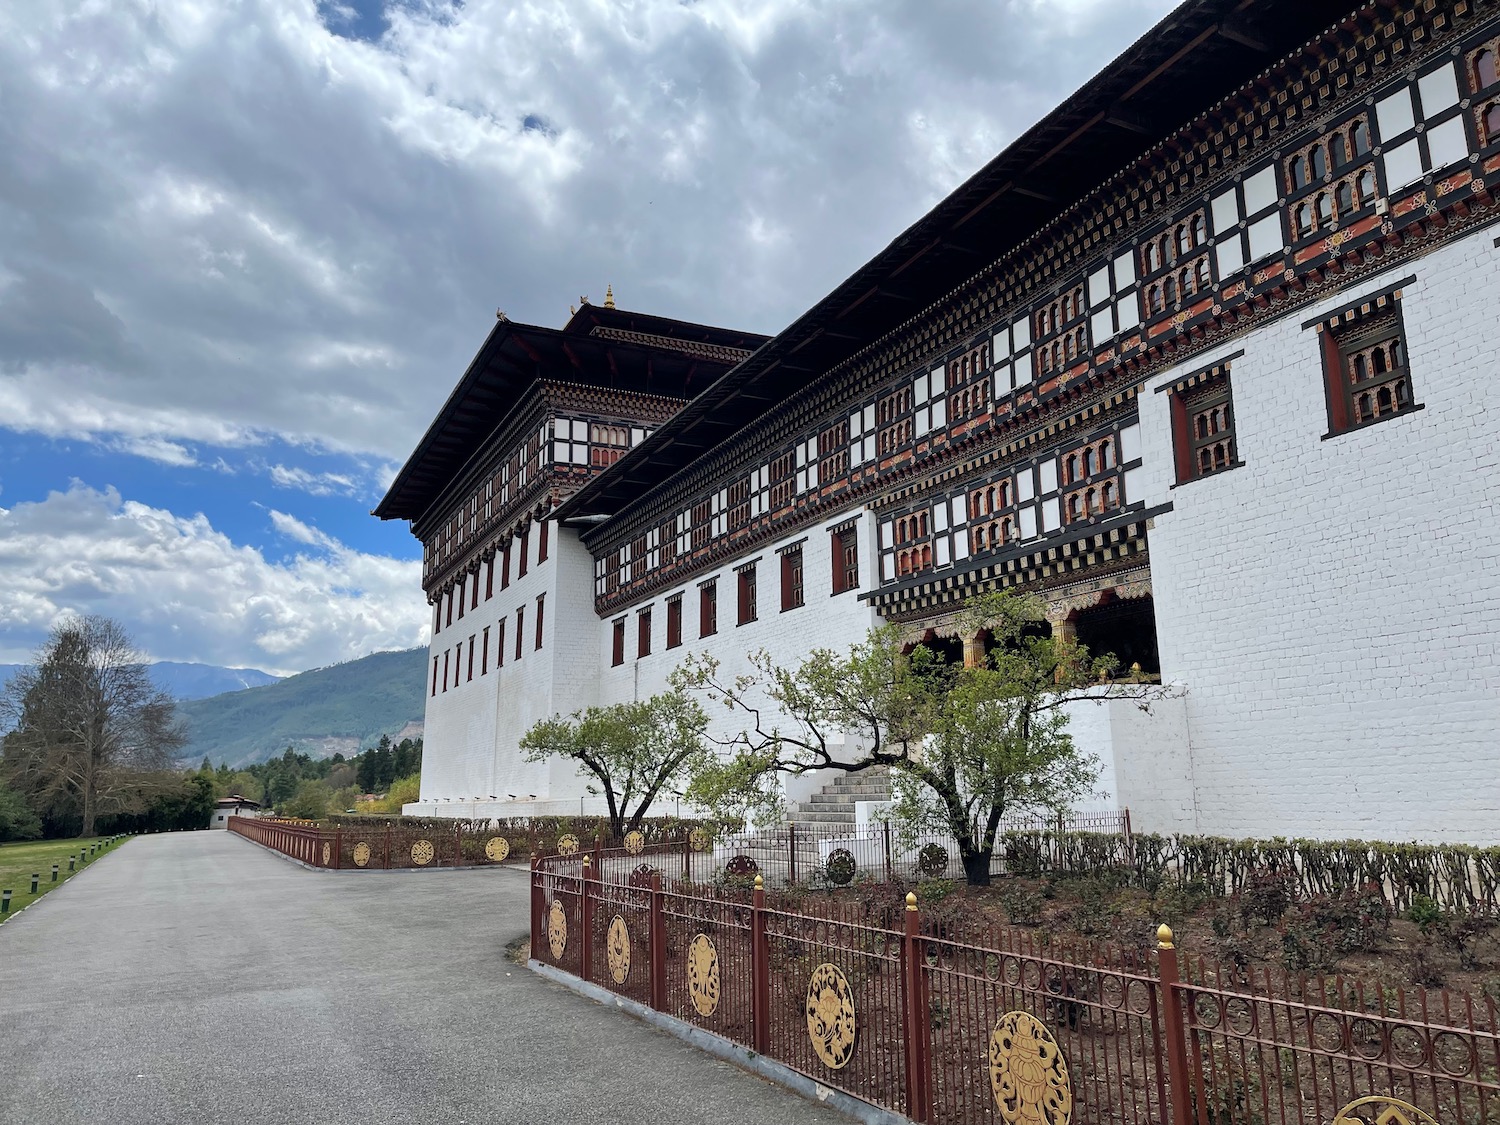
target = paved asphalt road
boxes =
[0,832,849,1125]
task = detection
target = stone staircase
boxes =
[785,767,892,833]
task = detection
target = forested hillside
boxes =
[176,648,426,767]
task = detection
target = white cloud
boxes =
[266,463,359,497]
[0,483,427,675]
[0,0,1176,468]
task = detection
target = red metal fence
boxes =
[531,852,1500,1125]
[227,815,536,869]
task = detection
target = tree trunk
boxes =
[81,746,97,838]
[960,846,993,886]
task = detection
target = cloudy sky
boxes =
[0,0,1175,676]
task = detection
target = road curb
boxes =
[528,959,911,1125]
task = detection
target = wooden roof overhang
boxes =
[555,0,1357,532]
[374,319,762,526]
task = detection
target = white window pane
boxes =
[1019,506,1038,540]
[1246,213,1283,263]
[1120,423,1142,464]
[950,496,967,527]
[1088,267,1111,308]
[1426,116,1469,170]
[932,399,947,428]
[1016,469,1036,503]
[862,404,875,432]
[1039,459,1058,495]
[849,409,862,434]
[1124,467,1143,506]
[993,366,1009,399]
[861,435,876,462]
[1417,64,1460,117]
[1216,238,1246,277]
[1012,358,1032,390]
[935,537,951,568]
[1042,500,1061,534]
[1382,137,1425,189]
[913,375,927,404]
[953,533,970,561]
[1113,251,1135,288]
[1090,307,1115,343]
[933,504,949,533]
[1242,166,1278,215]
[1210,189,1239,235]
[1012,317,1030,351]
[879,519,892,548]
[1376,87,1416,140]
[881,555,895,581]
[993,330,1011,361]
[572,446,588,465]
[552,440,568,462]
[572,420,588,440]
[1116,296,1140,334]
[931,366,946,395]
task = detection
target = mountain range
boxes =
[0,660,280,701]
[174,647,427,767]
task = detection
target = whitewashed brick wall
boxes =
[1133,228,1500,843]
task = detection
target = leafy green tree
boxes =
[1,616,186,837]
[280,779,333,820]
[369,773,419,814]
[679,591,1165,886]
[520,690,711,839]
[0,780,43,842]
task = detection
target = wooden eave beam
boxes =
[1217,18,1269,52]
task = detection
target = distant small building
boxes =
[210,795,261,829]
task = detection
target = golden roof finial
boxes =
[604,283,615,309]
[569,304,576,317]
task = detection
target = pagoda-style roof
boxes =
[374,309,770,523]
[555,0,1355,521]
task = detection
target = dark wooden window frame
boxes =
[779,542,805,612]
[1308,284,1423,440]
[830,524,860,595]
[535,593,545,651]
[611,618,626,666]
[666,595,683,649]
[699,581,718,638]
[637,607,652,659]
[736,563,758,626]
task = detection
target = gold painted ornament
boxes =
[352,842,371,867]
[411,839,435,866]
[989,1010,1072,1125]
[606,915,631,984]
[485,836,511,862]
[321,842,331,866]
[548,900,568,959]
[557,834,580,857]
[805,963,857,1070]
[1333,1097,1440,1125]
[689,827,713,853]
[687,933,721,1017]
[623,830,645,855]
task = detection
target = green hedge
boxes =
[1001,830,1500,915]
[319,813,731,855]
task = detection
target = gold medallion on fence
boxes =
[352,842,371,867]
[805,963,857,1070]
[689,827,713,853]
[687,933,721,1017]
[485,836,510,862]
[547,900,567,959]
[557,834,580,857]
[607,915,631,984]
[989,1010,1072,1125]
[321,842,331,866]
[623,830,645,855]
[1333,1097,1440,1125]
[411,839,435,866]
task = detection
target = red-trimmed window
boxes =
[515,607,525,661]
[699,582,717,638]
[481,627,490,675]
[501,543,511,590]
[830,527,859,595]
[467,635,475,681]
[442,650,450,692]
[666,595,683,649]
[518,528,530,578]
[638,607,652,658]
[737,565,757,626]
[538,520,549,563]
[611,618,626,666]
[780,546,804,611]
[535,594,545,650]
[485,556,494,600]
[431,655,439,696]
[1315,290,1419,438]
[497,618,506,668]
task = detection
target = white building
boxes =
[210,795,262,829]
[377,0,1500,843]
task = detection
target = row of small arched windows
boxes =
[1292,170,1378,239]
[1066,482,1118,522]
[969,480,1014,519]
[1286,118,1372,192]
[1146,258,1212,315]
[895,545,933,577]
[893,511,930,546]
[1036,286,1085,337]
[1062,437,1114,485]
[1471,45,1497,91]
[948,343,991,385]
[1038,328,1088,376]
[971,517,1017,553]
[1142,213,1207,274]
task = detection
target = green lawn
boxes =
[0,836,128,923]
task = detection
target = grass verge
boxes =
[0,836,125,924]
